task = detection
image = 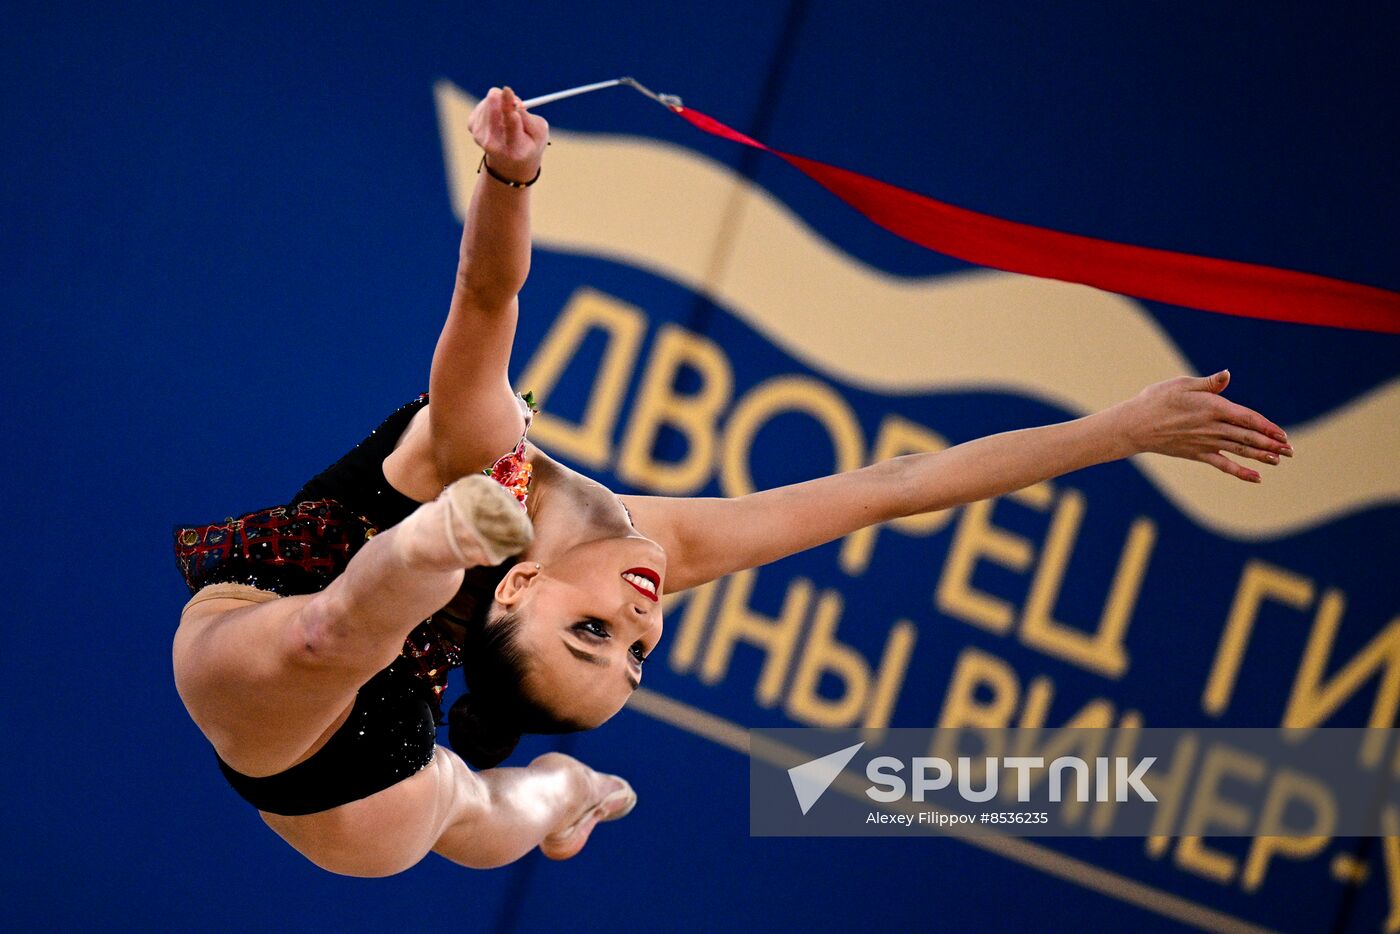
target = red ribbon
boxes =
[673,106,1400,334]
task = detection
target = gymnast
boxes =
[171,86,1294,876]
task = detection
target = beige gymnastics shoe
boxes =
[440,473,534,567]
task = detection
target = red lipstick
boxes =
[622,567,660,602]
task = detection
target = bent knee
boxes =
[284,593,398,673]
[284,593,347,665]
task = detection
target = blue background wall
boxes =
[4,3,1397,931]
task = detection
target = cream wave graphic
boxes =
[435,81,1399,541]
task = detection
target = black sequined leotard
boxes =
[175,395,472,816]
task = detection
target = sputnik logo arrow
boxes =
[787,742,865,815]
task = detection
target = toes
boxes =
[596,778,637,822]
[539,777,637,860]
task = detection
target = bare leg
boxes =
[298,474,533,672]
[431,752,637,869]
[174,475,532,774]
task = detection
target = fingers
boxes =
[1198,451,1262,483]
[1212,424,1293,462]
[1190,369,1230,394]
[475,85,548,158]
[1217,397,1289,445]
[1189,370,1291,445]
[488,88,506,140]
[505,86,549,140]
[1211,436,1280,466]
[477,86,518,136]
[522,110,549,143]
[501,86,523,135]
[469,87,497,141]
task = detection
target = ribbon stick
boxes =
[525,78,1400,333]
[521,77,682,111]
[520,79,623,109]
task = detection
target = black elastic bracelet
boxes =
[478,154,541,188]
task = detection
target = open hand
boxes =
[469,86,549,182]
[1122,370,1293,482]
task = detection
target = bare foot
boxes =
[397,475,533,571]
[540,772,637,861]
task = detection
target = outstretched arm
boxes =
[427,86,550,484]
[624,371,1292,592]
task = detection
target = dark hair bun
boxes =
[447,692,523,770]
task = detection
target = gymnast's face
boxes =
[493,535,666,728]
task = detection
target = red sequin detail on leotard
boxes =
[484,391,537,509]
[174,392,540,722]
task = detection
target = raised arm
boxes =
[624,371,1292,592]
[427,87,550,484]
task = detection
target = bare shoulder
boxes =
[383,403,447,502]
